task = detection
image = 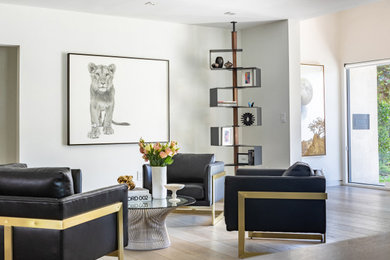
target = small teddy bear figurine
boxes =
[117,175,136,190]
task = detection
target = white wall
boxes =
[300,13,343,185]
[0,47,18,164]
[288,20,302,164]
[0,3,232,190]
[240,20,292,169]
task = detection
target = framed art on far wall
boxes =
[67,53,170,145]
[301,63,326,156]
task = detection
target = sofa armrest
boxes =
[204,161,225,204]
[143,164,152,192]
[236,168,285,176]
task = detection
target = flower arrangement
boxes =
[139,138,179,167]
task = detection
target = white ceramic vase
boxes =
[151,166,167,199]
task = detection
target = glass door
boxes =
[346,60,390,186]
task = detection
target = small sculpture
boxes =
[224,61,233,68]
[117,175,136,190]
[215,56,224,68]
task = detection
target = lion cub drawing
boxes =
[87,63,129,139]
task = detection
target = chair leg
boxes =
[4,226,12,260]
[117,205,124,260]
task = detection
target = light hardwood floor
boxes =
[102,186,390,259]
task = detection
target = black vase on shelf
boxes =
[215,56,224,68]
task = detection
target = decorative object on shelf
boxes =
[128,187,152,202]
[224,61,233,68]
[237,153,249,164]
[139,138,179,199]
[67,53,169,145]
[301,64,326,157]
[241,112,255,126]
[248,102,254,107]
[164,183,185,203]
[248,149,255,165]
[117,175,136,190]
[215,56,224,67]
[221,127,234,146]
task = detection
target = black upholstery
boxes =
[0,167,75,198]
[224,168,326,234]
[0,166,128,260]
[143,153,225,206]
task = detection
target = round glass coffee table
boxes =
[126,195,195,250]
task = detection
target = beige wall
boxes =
[0,46,18,164]
[300,0,390,185]
[300,12,343,185]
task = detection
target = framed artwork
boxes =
[241,70,253,86]
[221,127,233,146]
[301,64,326,156]
[67,53,170,145]
[237,153,249,164]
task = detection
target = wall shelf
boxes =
[209,22,263,169]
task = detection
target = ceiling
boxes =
[0,0,380,29]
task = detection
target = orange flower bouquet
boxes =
[138,138,179,167]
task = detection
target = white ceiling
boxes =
[0,0,380,28]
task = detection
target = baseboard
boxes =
[326,179,342,187]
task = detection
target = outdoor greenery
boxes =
[377,65,390,182]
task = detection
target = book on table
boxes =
[128,187,151,202]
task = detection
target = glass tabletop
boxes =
[127,195,195,209]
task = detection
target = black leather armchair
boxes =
[143,153,225,225]
[0,164,128,260]
[225,167,327,258]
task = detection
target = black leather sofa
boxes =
[224,164,327,258]
[143,153,225,224]
[0,164,128,260]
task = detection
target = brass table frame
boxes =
[1,202,124,260]
[238,191,328,258]
[174,171,226,225]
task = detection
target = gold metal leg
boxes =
[117,205,124,260]
[4,225,12,260]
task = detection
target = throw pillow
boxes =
[282,161,314,177]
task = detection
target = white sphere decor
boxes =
[164,184,185,203]
[301,78,313,106]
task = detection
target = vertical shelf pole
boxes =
[231,21,238,172]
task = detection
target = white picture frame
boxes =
[241,69,253,86]
[221,127,234,146]
[301,64,326,156]
[67,53,170,145]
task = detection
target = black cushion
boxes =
[0,163,28,168]
[282,161,313,177]
[177,183,204,200]
[167,153,215,182]
[0,167,74,198]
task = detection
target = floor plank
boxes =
[101,186,390,259]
